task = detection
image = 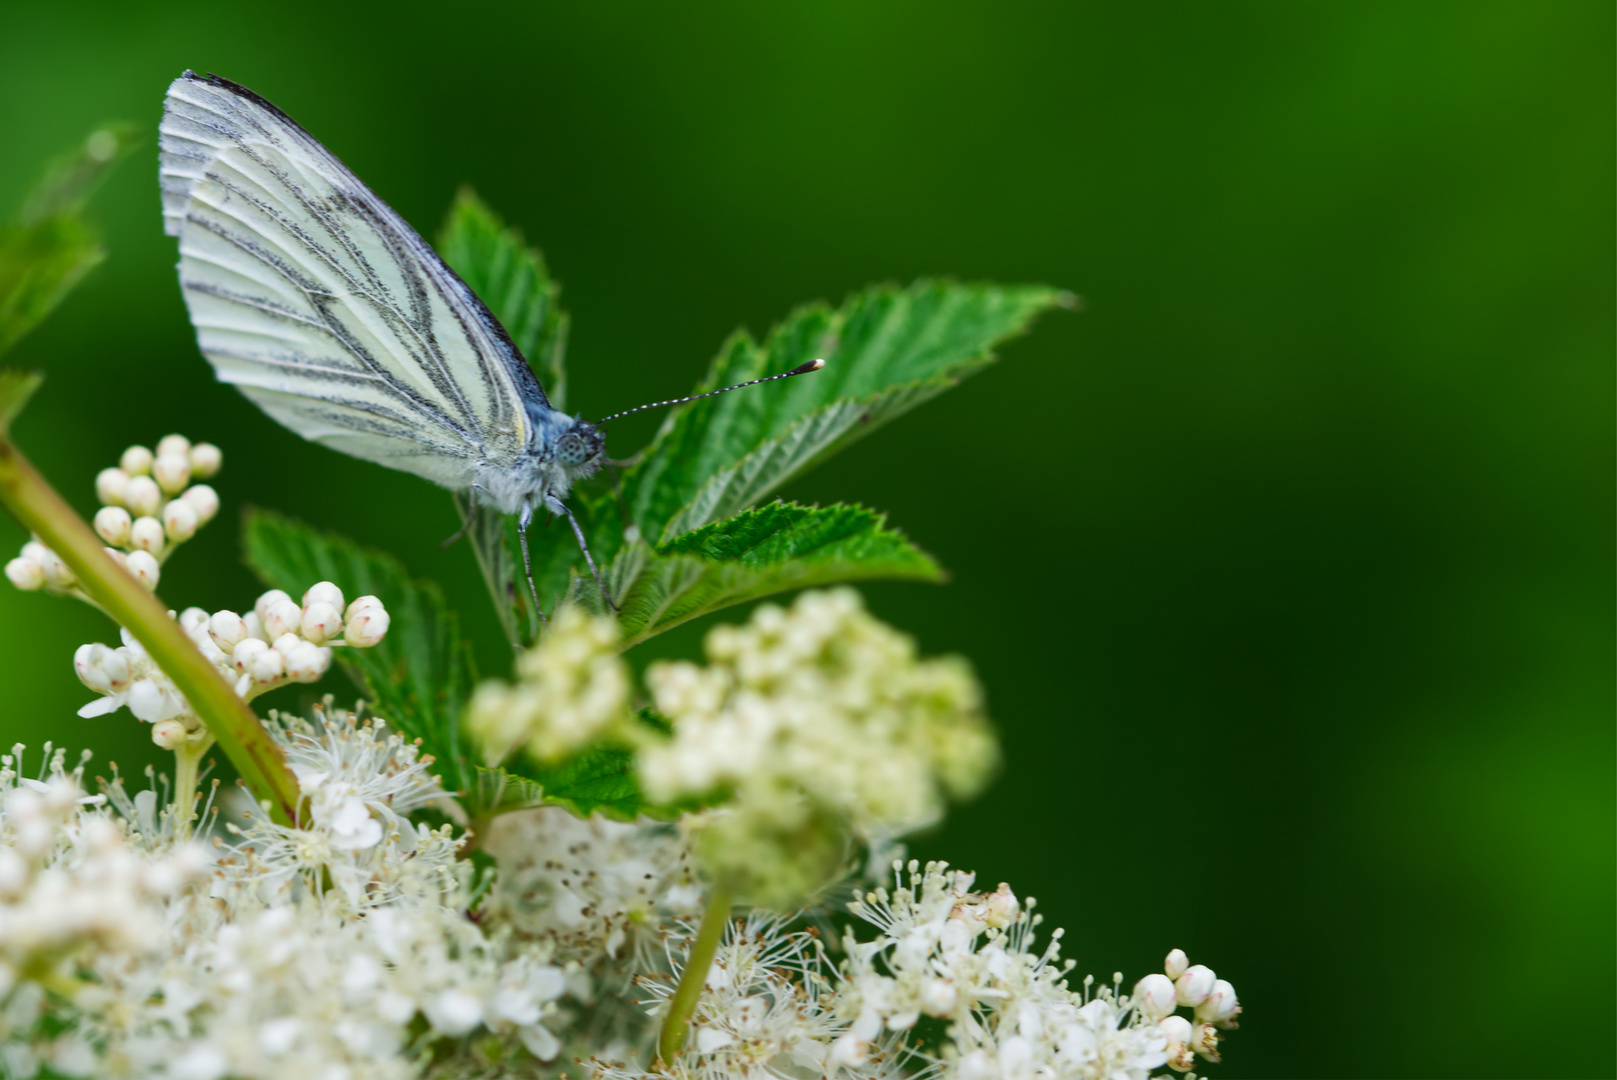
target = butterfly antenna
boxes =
[595,358,825,425]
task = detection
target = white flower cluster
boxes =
[0,747,207,1078]
[481,806,703,969]
[466,605,631,765]
[0,709,579,1079]
[605,861,1238,1080]
[5,435,221,598]
[640,589,997,838]
[73,582,390,748]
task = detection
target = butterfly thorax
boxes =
[474,408,605,515]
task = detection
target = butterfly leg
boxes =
[517,500,548,628]
[545,494,618,611]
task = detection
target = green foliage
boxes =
[622,280,1073,542]
[0,369,43,434]
[242,509,478,797]
[433,205,1068,647]
[437,187,568,410]
[568,501,942,646]
[0,125,138,359]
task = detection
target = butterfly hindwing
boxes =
[159,71,544,488]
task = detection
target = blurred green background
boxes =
[0,3,1610,1076]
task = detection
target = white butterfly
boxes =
[159,71,818,619]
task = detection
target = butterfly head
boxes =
[554,419,605,477]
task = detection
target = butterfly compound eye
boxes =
[556,432,589,466]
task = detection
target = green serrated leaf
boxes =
[621,280,1070,541]
[0,369,43,433]
[436,187,568,410]
[242,510,477,796]
[0,124,139,358]
[565,501,941,646]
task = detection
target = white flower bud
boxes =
[125,551,160,591]
[129,516,166,556]
[95,467,130,506]
[1165,948,1189,980]
[1195,979,1239,1025]
[262,598,302,640]
[271,632,301,656]
[1175,964,1217,1007]
[124,475,162,517]
[920,978,958,1016]
[155,434,192,459]
[93,505,133,546]
[302,581,344,613]
[103,547,128,570]
[128,679,171,722]
[188,442,222,479]
[283,640,331,683]
[99,648,131,692]
[1159,1015,1192,1046]
[255,590,292,626]
[75,644,111,692]
[244,644,284,684]
[179,607,209,633]
[180,484,219,525]
[162,499,198,542]
[344,606,390,648]
[151,719,188,750]
[345,594,383,621]
[119,445,154,476]
[36,547,74,589]
[232,637,268,672]
[152,453,191,495]
[5,557,44,591]
[242,611,265,641]
[300,601,342,644]
[1134,973,1179,1018]
[208,611,249,652]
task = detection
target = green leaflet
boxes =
[436,187,569,410]
[242,510,478,797]
[622,280,1073,542]
[472,749,643,822]
[0,369,43,434]
[565,501,942,647]
[0,125,138,359]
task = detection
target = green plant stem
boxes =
[657,885,732,1065]
[171,735,214,838]
[0,434,301,826]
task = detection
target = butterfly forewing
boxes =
[159,72,540,488]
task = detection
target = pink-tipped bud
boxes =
[188,442,222,479]
[151,719,188,750]
[208,611,249,652]
[1195,979,1240,1026]
[93,506,132,547]
[300,601,342,644]
[1134,973,1178,1019]
[74,644,114,693]
[125,551,160,591]
[345,595,383,621]
[128,516,166,556]
[36,547,75,589]
[262,598,302,640]
[152,454,191,495]
[180,484,219,525]
[1165,949,1189,980]
[155,434,191,459]
[255,590,292,626]
[302,581,344,613]
[124,475,162,517]
[244,644,284,684]
[5,557,44,591]
[161,499,198,542]
[231,637,268,673]
[95,467,130,506]
[1159,1015,1195,1072]
[119,445,154,476]
[1175,965,1217,1008]
[283,640,331,683]
[344,607,390,648]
